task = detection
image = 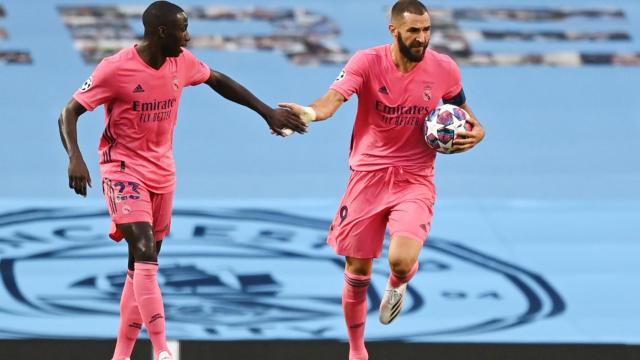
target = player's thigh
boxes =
[387,186,434,244]
[387,195,434,268]
[388,235,423,274]
[118,221,157,262]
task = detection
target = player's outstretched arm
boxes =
[450,103,485,153]
[205,70,308,136]
[59,98,92,197]
[279,89,346,123]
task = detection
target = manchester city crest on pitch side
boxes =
[0,207,565,340]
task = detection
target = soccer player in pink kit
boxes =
[57,2,307,360]
[280,1,485,359]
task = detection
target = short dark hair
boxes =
[391,0,429,21]
[142,1,185,33]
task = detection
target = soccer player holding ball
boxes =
[279,1,485,359]
[57,2,307,359]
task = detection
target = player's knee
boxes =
[133,239,157,263]
[135,249,157,263]
[345,258,373,276]
[121,222,157,263]
[389,257,416,277]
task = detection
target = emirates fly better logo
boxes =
[0,208,565,340]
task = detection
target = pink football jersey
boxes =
[330,45,463,176]
[74,46,210,192]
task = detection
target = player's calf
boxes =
[343,271,370,360]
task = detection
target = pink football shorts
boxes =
[102,177,174,242]
[327,167,435,259]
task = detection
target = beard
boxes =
[397,33,428,63]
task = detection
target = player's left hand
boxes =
[450,116,485,153]
[266,108,308,137]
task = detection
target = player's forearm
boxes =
[460,103,480,125]
[209,71,271,119]
[59,108,83,160]
[309,90,345,121]
[460,103,485,142]
[308,103,333,122]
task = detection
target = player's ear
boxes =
[158,25,167,38]
[388,23,397,37]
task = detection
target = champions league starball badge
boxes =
[0,207,564,340]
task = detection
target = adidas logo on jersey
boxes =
[133,84,145,93]
[378,86,389,95]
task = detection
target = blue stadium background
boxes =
[0,0,639,351]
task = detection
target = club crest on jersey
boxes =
[80,76,93,92]
[423,84,432,101]
[172,76,179,90]
[335,69,346,82]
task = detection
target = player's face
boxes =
[161,12,190,57]
[393,12,431,63]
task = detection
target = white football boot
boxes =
[378,281,408,325]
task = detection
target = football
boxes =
[424,104,472,153]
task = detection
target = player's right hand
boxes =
[266,107,308,137]
[68,155,92,197]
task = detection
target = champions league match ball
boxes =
[424,104,472,154]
